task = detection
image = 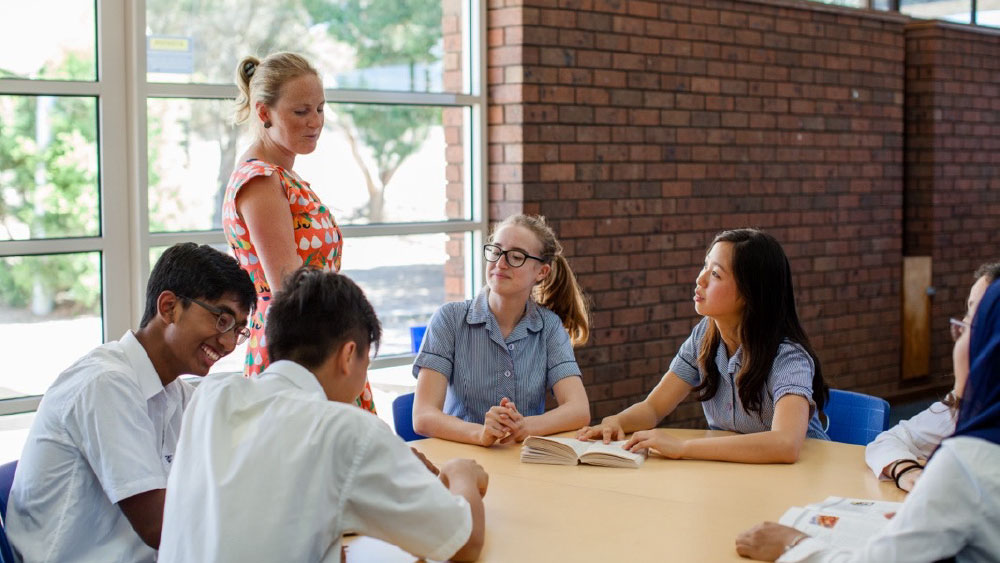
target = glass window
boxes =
[901,0,973,23]
[0,1,96,81]
[145,0,467,94]
[340,232,471,357]
[0,95,100,241]
[0,252,102,398]
[147,100,470,232]
[978,0,1000,26]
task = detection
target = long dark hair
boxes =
[692,229,828,417]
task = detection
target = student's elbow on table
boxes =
[769,434,803,464]
[449,525,484,561]
[412,410,435,437]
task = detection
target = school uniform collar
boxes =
[120,331,171,401]
[715,341,743,377]
[466,287,544,334]
[261,360,327,400]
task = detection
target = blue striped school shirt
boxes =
[412,288,581,424]
[668,318,830,440]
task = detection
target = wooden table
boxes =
[344,429,905,562]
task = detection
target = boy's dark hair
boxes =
[266,268,381,370]
[139,243,256,328]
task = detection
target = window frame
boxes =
[0,0,488,415]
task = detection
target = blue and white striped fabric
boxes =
[412,288,581,424]
[669,317,830,440]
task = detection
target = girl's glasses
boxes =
[949,318,971,342]
[483,244,545,268]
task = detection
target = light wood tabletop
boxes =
[344,428,905,562]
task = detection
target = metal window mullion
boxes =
[98,0,135,342]
[127,0,151,327]
[0,238,104,257]
[145,82,479,106]
[0,80,103,97]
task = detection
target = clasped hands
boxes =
[575,417,686,459]
[479,397,530,446]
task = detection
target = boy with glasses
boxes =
[6,243,256,562]
[159,268,488,562]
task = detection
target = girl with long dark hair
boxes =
[578,228,829,463]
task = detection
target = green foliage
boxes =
[338,104,440,184]
[0,52,100,314]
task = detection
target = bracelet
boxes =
[888,459,921,481]
[784,532,808,553]
[893,463,923,490]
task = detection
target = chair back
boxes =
[824,389,890,446]
[392,393,426,442]
[0,460,18,563]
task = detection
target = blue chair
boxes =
[0,460,18,563]
[823,389,890,446]
[392,393,425,442]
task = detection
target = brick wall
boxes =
[904,22,1000,380]
[487,0,932,426]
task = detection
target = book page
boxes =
[580,441,646,468]
[806,497,901,521]
[521,436,591,465]
[779,506,889,546]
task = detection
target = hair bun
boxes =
[243,60,257,77]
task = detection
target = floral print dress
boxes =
[222,159,376,413]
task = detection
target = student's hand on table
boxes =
[480,403,516,446]
[576,416,625,444]
[497,398,530,444]
[624,429,684,458]
[410,447,439,475]
[897,467,922,492]
[439,458,490,497]
[735,522,806,561]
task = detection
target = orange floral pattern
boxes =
[222,159,376,413]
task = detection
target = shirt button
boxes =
[504,370,511,377]
[508,344,514,351]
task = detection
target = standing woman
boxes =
[412,214,591,446]
[222,52,375,412]
[578,229,829,463]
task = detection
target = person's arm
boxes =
[234,174,301,291]
[496,376,590,443]
[576,371,693,443]
[117,489,165,549]
[625,394,811,463]
[437,459,488,561]
[864,403,953,484]
[413,368,511,446]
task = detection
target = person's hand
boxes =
[479,404,515,446]
[897,467,923,492]
[735,522,806,561]
[410,447,439,475]
[576,415,625,444]
[623,429,685,458]
[497,398,530,444]
[439,458,489,497]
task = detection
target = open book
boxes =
[520,436,646,468]
[780,496,902,546]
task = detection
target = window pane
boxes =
[147,99,469,232]
[0,1,95,81]
[901,0,973,23]
[0,252,102,398]
[145,0,467,93]
[0,95,100,241]
[341,232,471,356]
[149,244,247,375]
[978,1,1000,26]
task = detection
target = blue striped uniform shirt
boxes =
[412,288,581,424]
[668,318,829,440]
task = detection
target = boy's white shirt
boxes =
[159,360,472,563]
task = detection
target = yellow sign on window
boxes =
[148,37,190,52]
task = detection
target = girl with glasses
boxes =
[412,214,591,446]
[736,279,1000,562]
[578,229,830,463]
[864,262,1000,492]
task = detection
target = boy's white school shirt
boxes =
[158,360,472,563]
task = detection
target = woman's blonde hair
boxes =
[492,214,590,347]
[233,52,318,134]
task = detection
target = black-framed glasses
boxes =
[181,296,251,345]
[483,244,545,268]
[949,317,971,342]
